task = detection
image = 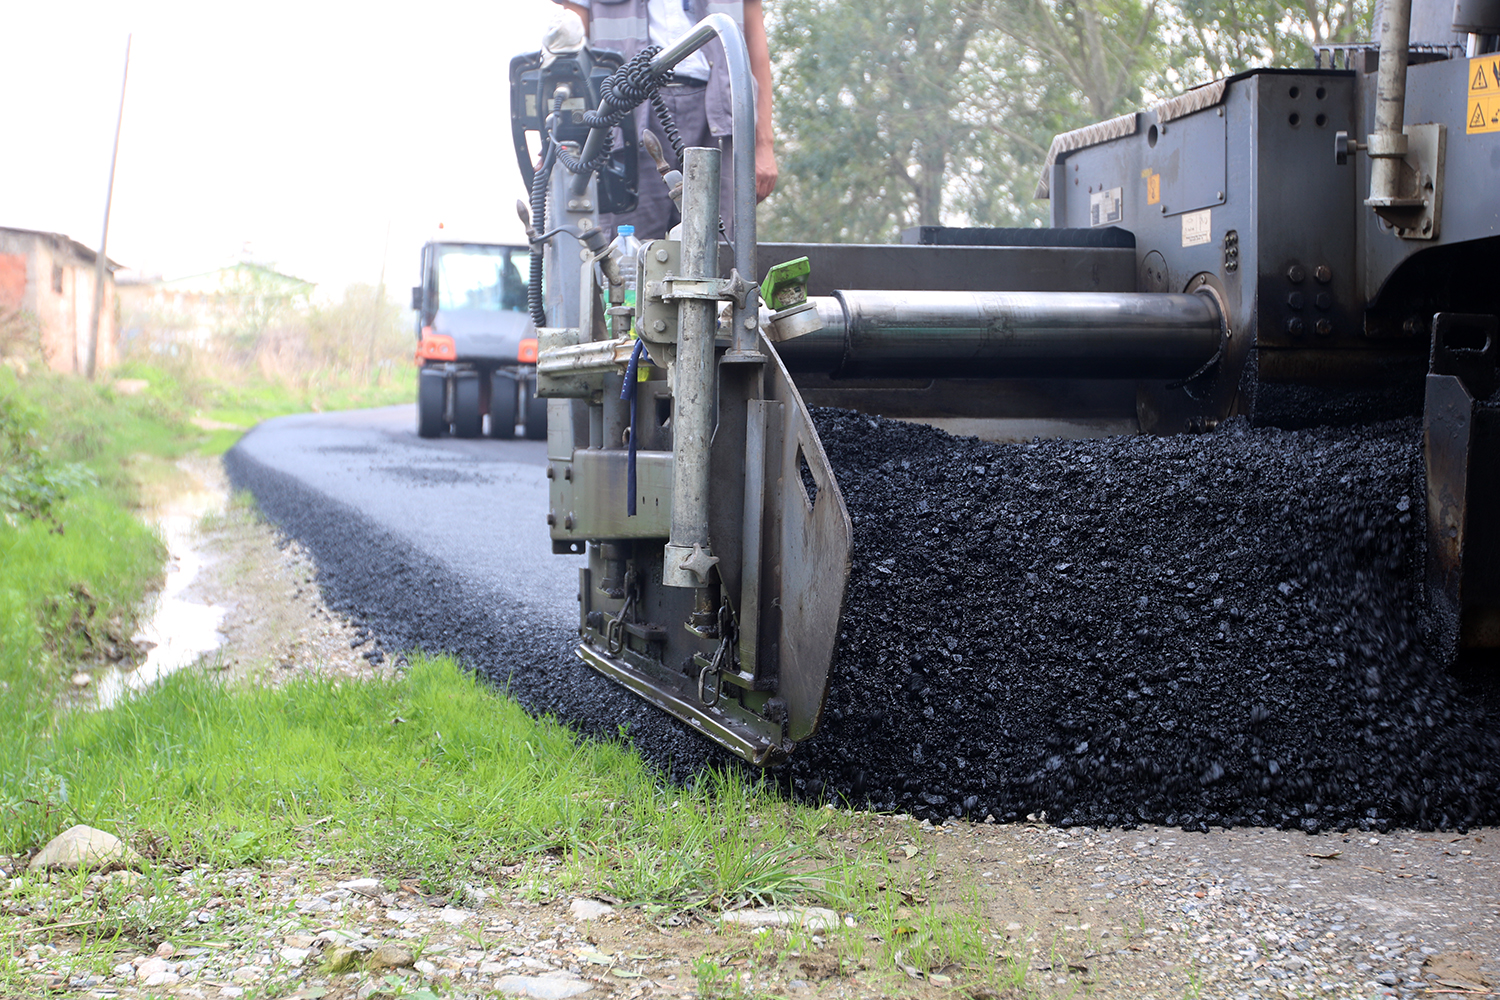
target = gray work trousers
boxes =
[605,81,736,242]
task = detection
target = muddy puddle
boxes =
[95,462,230,707]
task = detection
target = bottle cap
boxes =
[618,225,635,236]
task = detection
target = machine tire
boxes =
[453,374,482,439]
[488,371,518,439]
[417,369,447,438]
[523,378,548,441]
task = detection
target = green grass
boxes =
[4,656,818,894]
[192,367,411,454]
[2,651,1035,994]
[1,364,195,507]
[103,358,412,458]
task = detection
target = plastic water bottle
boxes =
[614,225,642,334]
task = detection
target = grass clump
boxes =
[5,655,808,896]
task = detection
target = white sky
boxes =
[0,0,563,299]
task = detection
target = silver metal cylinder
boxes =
[1368,0,1413,205]
[769,290,1224,380]
[663,147,722,589]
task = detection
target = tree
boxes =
[1164,0,1372,83]
[760,0,1374,242]
[762,0,1164,241]
[986,0,1161,120]
[762,0,1004,242]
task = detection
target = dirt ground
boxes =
[4,459,1498,1000]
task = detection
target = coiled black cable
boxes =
[528,92,566,328]
[554,47,684,175]
[533,51,689,326]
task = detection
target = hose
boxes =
[527,92,566,328]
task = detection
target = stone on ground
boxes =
[495,974,593,998]
[29,825,140,872]
[719,906,839,931]
[568,898,614,921]
[369,942,414,969]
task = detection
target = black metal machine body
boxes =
[513,0,1500,765]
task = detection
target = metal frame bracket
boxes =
[1375,122,1445,241]
[653,268,753,306]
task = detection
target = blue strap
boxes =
[621,339,647,516]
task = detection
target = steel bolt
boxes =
[652,319,667,333]
[545,466,555,479]
[1286,317,1306,337]
[564,513,575,529]
[1287,291,1304,309]
[546,513,557,526]
[1287,264,1306,283]
[1315,264,1332,283]
[744,315,757,329]
[655,248,670,262]
[1316,292,1332,310]
[1315,318,1333,336]
[563,466,572,480]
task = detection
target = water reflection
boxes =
[96,478,228,708]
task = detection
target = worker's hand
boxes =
[755,139,778,202]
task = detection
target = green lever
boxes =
[761,256,811,312]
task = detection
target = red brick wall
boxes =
[0,253,25,310]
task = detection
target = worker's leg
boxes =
[607,82,719,241]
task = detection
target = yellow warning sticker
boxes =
[1467,55,1500,134]
[1146,172,1161,205]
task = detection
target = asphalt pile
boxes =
[790,411,1500,832]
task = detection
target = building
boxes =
[117,261,315,356]
[0,227,122,374]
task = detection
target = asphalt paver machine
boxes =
[509,0,1500,765]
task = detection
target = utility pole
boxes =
[86,34,131,380]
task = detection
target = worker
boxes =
[553,0,778,240]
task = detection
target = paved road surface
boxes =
[229,404,579,632]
